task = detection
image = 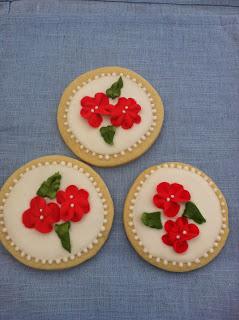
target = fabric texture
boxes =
[0,1,239,319]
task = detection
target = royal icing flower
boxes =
[80,92,113,128]
[22,196,60,233]
[110,97,141,129]
[21,172,92,253]
[162,217,199,253]
[153,182,191,217]
[56,185,90,222]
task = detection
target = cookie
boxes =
[57,66,164,167]
[0,155,114,270]
[124,162,229,272]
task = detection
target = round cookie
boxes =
[57,66,164,167]
[124,162,229,272]
[0,155,114,270]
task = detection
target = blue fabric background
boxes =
[0,1,239,319]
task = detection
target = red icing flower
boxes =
[22,196,60,233]
[162,217,199,253]
[80,92,113,128]
[153,182,191,217]
[110,97,141,129]
[56,185,90,222]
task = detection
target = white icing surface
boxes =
[4,165,104,260]
[133,168,222,262]
[67,75,153,154]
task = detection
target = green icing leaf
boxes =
[100,125,116,145]
[55,222,71,253]
[141,211,162,229]
[106,76,123,99]
[182,201,206,224]
[36,172,61,199]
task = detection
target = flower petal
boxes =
[134,114,141,124]
[79,198,90,213]
[127,110,139,120]
[80,96,96,108]
[80,107,91,119]
[156,182,170,198]
[56,190,66,204]
[78,189,89,199]
[164,220,176,233]
[121,114,134,129]
[174,189,191,202]
[162,234,173,246]
[60,203,74,221]
[111,103,123,117]
[35,220,53,234]
[94,92,109,106]
[66,185,79,197]
[169,183,183,195]
[30,196,46,211]
[127,98,137,106]
[176,217,188,230]
[153,194,165,209]
[173,240,188,253]
[164,201,180,217]
[47,203,60,223]
[168,231,179,243]
[71,205,84,222]
[111,114,124,127]
[88,113,102,128]
[116,97,128,108]
[22,209,36,228]
[128,102,141,113]
[185,223,199,240]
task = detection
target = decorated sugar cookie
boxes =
[57,66,164,167]
[124,163,229,272]
[0,156,114,270]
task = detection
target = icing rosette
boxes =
[153,182,191,218]
[22,196,60,233]
[162,217,199,254]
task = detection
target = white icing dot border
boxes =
[57,66,164,167]
[0,156,114,270]
[124,162,229,272]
